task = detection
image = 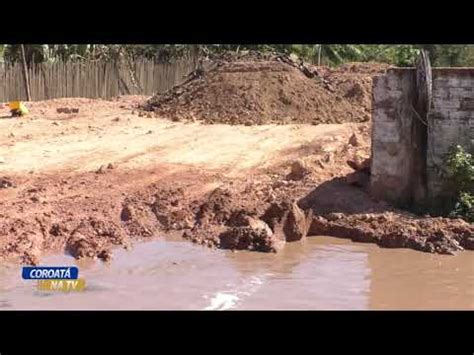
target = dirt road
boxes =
[0,97,361,263]
[0,97,472,265]
[0,96,353,175]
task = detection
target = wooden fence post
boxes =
[20,44,32,101]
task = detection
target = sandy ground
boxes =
[0,96,353,176]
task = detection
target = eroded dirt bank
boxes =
[0,97,472,265]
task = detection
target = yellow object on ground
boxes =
[8,101,21,110]
[8,101,29,116]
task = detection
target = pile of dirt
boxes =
[120,185,196,238]
[144,55,390,125]
[182,186,274,250]
[309,213,473,255]
[181,180,473,256]
[182,187,312,253]
[66,218,128,262]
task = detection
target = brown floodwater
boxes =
[0,236,473,310]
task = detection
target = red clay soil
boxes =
[144,56,390,125]
[0,61,471,265]
[1,121,472,265]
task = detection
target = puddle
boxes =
[0,236,473,310]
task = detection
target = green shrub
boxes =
[451,192,474,222]
[446,145,474,222]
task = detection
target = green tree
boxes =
[420,45,474,67]
[354,45,419,66]
[446,145,474,222]
[3,44,49,65]
[2,44,473,67]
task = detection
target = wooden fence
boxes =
[0,58,198,102]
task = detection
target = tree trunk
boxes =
[317,45,322,66]
[20,44,32,101]
[191,45,200,70]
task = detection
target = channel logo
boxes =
[22,266,86,292]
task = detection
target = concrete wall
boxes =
[427,69,474,201]
[371,67,474,207]
[371,68,421,206]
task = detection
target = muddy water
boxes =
[0,236,473,310]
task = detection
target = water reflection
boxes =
[225,237,370,309]
[0,236,472,310]
[367,247,474,310]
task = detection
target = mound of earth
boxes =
[144,55,390,125]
